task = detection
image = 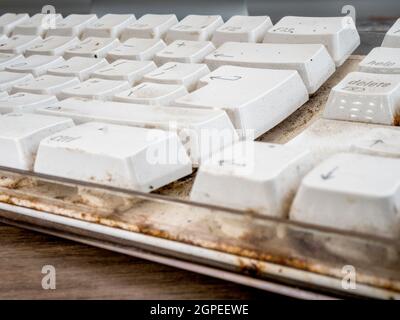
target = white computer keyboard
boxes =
[0,12,400,242]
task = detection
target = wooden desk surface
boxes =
[0,223,281,299]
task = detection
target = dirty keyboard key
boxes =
[0,13,29,36]
[81,14,136,39]
[36,97,237,165]
[323,71,400,126]
[12,13,63,37]
[47,56,108,81]
[165,15,223,43]
[25,36,80,56]
[290,153,400,238]
[64,37,120,59]
[191,141,312,218]
[120,14,178,41]
[154,40,216,65]
[287,118,400,163]
[113,82,188,106]
[263,16,360,67]
[34,122,192,192]
[382,18,400,48]
[0,92,57,114]
[0,71,33,92]
[0,35,42,54]
[174,65,309,138]
[46,14,98,38]
[58,78,129,100]
[107,38,166,62]
[0,113,74,170]
[358,47,400,74]
[6,55,65,76]
[90,59,156,85]
[11,74,80,97]
[349,127,400,158]
[212,15,273,46]
[142,62,210,91]
[205,42,335,94]
[0,53,25,71]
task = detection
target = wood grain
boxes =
[0,223,281,299]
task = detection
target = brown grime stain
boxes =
[1,184,399,293]
[393,113,400,126]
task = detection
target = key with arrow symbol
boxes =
[320,166,338,180]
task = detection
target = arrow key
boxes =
[290,152,400,238]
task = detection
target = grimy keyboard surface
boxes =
[1,12,400,242]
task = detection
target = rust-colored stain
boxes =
[1,159,400,295]
[393,113,400,126]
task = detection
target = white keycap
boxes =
[107,38,166,62]
[191,141,312,218]
[25,36,80,56]
[0,35,7,42]
[0,91,8,99]
[113,82,188,106]
[0,92,57,114]
[46,14,98,38]
[37,97,238,165]
[91,59,156,85]
[165,15,223,43]
[0,13,29,36]
[6,55,65,77]
[212,15,273,46]
[81,14,136,39]
[47,56,108,81]
[290,153,400,238]
[12,13,63,37]
[64,37,120,59]
[349,127,400,158]
[0,71,33,92]
[287,118,400,163]
[382,18,400,48]
[0,53,25,71]
[205,42,335,94]
[58,78,129,100]
[323,72,400,126]
[359,47,400,74]
[11,74,80,97]
[120,14,178,41]
[263,16,360,67]
[174,65,309,138]
[155,40,216,65]
[142,62,210,91]
[0,35,42,54]
[34,122,192,192]
[0,113,74,170]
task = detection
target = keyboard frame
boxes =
[0,55,399,299]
